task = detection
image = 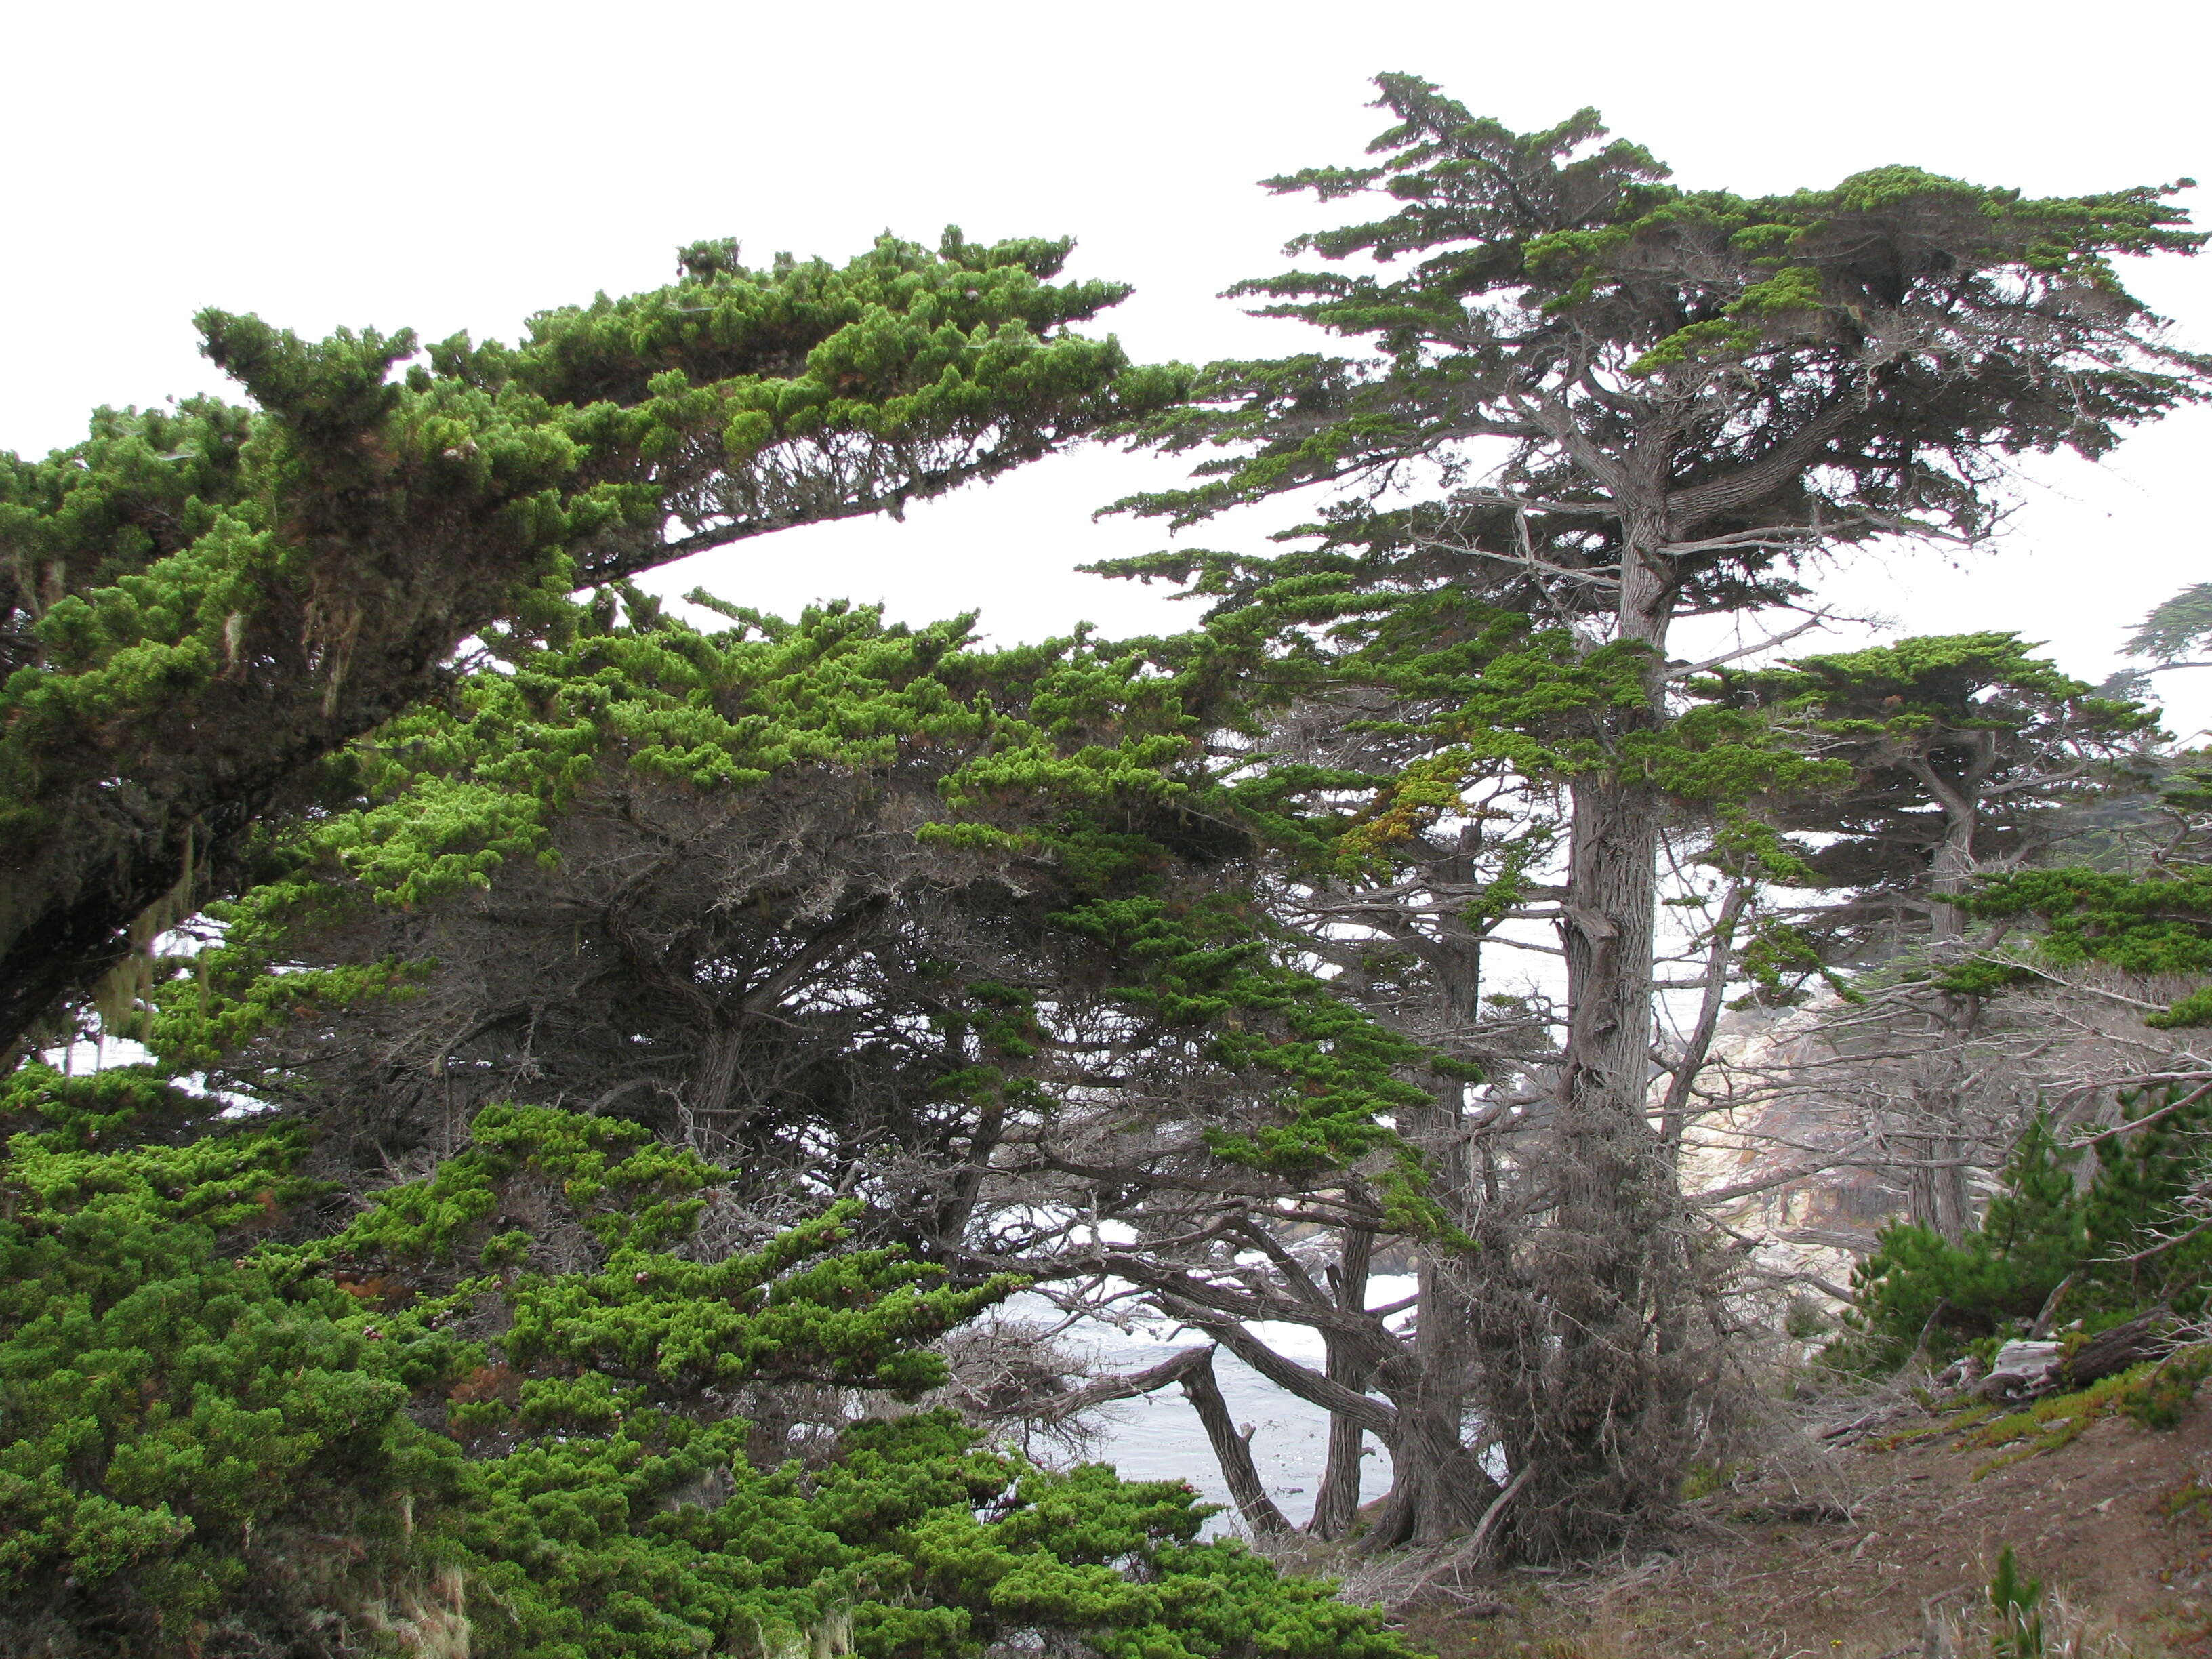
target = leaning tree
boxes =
[45,585,1435,1655]
[0,230,1176,1056]
[1103,74,2209,1553]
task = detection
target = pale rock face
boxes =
[1664,989,1905,1308]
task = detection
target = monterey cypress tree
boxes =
[1717,634,2158,961]
[0,580,1439,1654]
[1107,73,2209,1551]
[2121,579,2212,679]
[1080,521,1843,1548]
[1709,635,2159,1234]
[151,583,1238,1223]
[0,231,1176,1059]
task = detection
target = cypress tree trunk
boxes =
[1513,533,1696,1551]
[1908,744,1993,1240]
[1306,1228,1374,1540]
[1405,1263,1491,1543]
[1175,1354,1293,1536]
[1354,1387,1500,1553]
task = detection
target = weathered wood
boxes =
[1404,1465,1536,1595]
[1177,1353,1294,1536]
[1000,1343,1213,1425]
[1307,1227,1375,1541]
[1976,1339,2063,1401]
[2028,1273,2078,1340]
[2058,1311,2171,1390]
[1822,1405,1906,1443]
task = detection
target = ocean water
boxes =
[999,1280,1412,1530]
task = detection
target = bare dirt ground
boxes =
[1381,1394,2212,1659]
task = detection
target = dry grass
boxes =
[361,1564,472,1658]
[1372,1389,2212,1659]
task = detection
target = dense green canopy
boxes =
[0,1065,1408,1658]
[7,68,2212,1653]
[0,230,1177,1059]
[1708,633,2160,954]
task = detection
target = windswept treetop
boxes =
[2123,579,2212,669]
[0,228,1178,1057]
[1117,73,2206,583]
[1094,75,2209,1556]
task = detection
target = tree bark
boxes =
[1307,1227,1375,1540]
[2059,1310,2171,1389]
[1515,523,1695,1551]
[1177,1351,1294,1536]
[1400,1240,1488,1542]
[1658,880,1749,1150]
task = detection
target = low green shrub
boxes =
[1833,1086,2212,1374]
[1989,1545,2044,1659]
[0,1065,1407,1658]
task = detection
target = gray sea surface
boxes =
[997,1282,1411,1532]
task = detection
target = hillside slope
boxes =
[1402,1391,2212,1658]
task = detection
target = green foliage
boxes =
[1708,633,2160,966]
[266,1102,1014,1409]
[1,228,1181,1056]
[0,1069,1408,1657]
[1089,75,2200,1115]
[1109,75,2203,536]
[1678,1462,1727,1500]
[1839,1086,2212,1371]
[446,1408,1411,1659]
[0,1065,451,1651]
[1840,1115,2085,1366]
[2125,580,2212,665]
[1782,1296,1832,1342]
[1726,633,2152,741]
[2114,1343,2212,1430]
[1088,79,2196,997]
[16,73,2205,1616]
[1094,525,1843,906]
[0,578,1454,1641]
[1051,890,1450,1231]
[1989,1544,2045,1659]
[152,588,1214,1065]
[157,586,1454,1245]
[1965,865,2212,1026]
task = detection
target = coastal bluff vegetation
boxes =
[7,72,2212,1658]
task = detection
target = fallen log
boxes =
[2058,1309,2172,1391]
[1976,1340,2064,1402]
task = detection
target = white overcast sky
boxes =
[8,0,2211,729]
